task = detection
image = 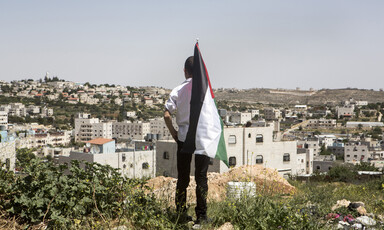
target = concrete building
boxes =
[306,119,336,129]
[149,117,176,140]
[344,142,370,163]
[337,105,355,119]
[230,112,252,125]
[297,139,321,156]
[0,129,16,171]
[0,112,7,129]
[264,108,281,120]
[74,113,112,142]
[346,122,384,128]
[313,155,337,173]
[112,121,151,140]
[16,131,71,149]
[156,125,305,178]
[58,138,155,178]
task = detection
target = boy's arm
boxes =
[164,110,178,142]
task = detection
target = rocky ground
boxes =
[146,165,295,206]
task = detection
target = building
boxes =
[149,117,176,140]
[230,112,252,125]
[337,105,355,119]
[16,130,71,149]
[0,128,16,171]
[0,111,7,129]
[156,125,305,178]
[74,113,112,142]
[344,142,370,163]
[264,108,281,120]
[112,121,151,140]
[306,119,336,129]
[297,139,321,156]
[58,138,155,178]
[346,122,384,128]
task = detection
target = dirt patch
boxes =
[146,165,295,206]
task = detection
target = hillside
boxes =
[214,88,384,105]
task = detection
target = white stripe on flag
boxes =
[194,86,222,158]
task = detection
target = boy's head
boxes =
[184,56,194,78]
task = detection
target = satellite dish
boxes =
[90,145,100,154]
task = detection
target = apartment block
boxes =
[112,121,151,140]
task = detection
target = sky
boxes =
[1,0,384,90]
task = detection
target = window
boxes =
[229,157,236,167]
[256,155,263,164]
[163,151,169,160]
[123,164,126,169]
[248,133,251,138]
[256,134,263,143]
[142,162,149,169]
[354,155,357,158]
[347,154,350,157]
[228,135,236,144]
[283,153,290,162]
[122,153,126,162]
[316,166,320,170]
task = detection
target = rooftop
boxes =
[86,138,114,145]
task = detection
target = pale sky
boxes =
[1,1,384,90]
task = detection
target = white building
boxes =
[156,125,306,178]
[149,117,176,140]
[306,119,337,129]
[344,142,370,163]
[264,108,281,120]
[58,138,155,179]
[74,113,112,142]
[0,112,8,128]
[16,131,72,149]
[0,130,16,172]
[337,105,355,118]
[112,121,151,140]
[230,112,252,125]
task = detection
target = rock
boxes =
[112,226,128,230]
[337,221,349,229]
[348,201,365,209]
[356,216,376,226]
[216,222,234,230]
[356,206,367,215]
[332,199,351,211]
[351,223,363,229]
[146,165,295,206]
[377,215,384,221]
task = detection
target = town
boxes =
[1,76,383,179]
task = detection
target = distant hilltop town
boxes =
[1,77,384,181]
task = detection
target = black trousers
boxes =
[175,141,210,219]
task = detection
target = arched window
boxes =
[163,151,169,160]
[256,155,263,164]
[229,157,236,167]
[283,153,290,162]
[122,153,126,162]
[256,134,263,143]
[228,135,236,144]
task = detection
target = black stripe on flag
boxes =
[181,43,208,154]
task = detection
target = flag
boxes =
[182,42,229,167]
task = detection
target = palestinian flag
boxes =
[182,42,229,167]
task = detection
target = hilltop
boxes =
[214,88,384,105]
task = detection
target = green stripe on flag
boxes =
[214,99,228,167]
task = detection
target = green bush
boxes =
[0,159,174,229]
